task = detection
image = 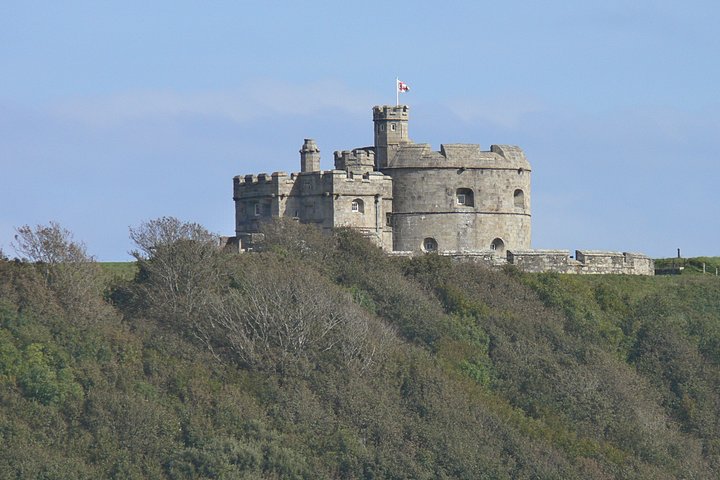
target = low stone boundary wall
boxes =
[507,249,654,275]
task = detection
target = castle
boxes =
[232,105,654,275]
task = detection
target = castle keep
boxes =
[233,105,653,275]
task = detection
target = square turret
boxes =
[373,105,411,169]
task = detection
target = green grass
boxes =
[99,261,138,282]
[655,256,720,275]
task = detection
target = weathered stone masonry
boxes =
[231,105,653,275]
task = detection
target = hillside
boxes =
[2,220,720,479]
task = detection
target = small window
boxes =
[386,212,392,226]
[391,123,396,131]
[380,124,385,131]
[456,188,474,206]
[422,237,438,253]
[513,189,525,208]
[351,198,364,213]
[254,204,261,216]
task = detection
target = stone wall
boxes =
[506,249,654,275]
[506,250,578,272]
[329,170,393,250]
[233,168,393,250]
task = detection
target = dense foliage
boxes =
[1,219,720,479]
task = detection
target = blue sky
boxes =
[2,1,719,260]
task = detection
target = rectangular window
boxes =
[456,194,466,205]
[254,204,261,216]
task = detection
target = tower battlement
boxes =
[234,172,289,186]
[334,148,375,174]
[372,104,409,120]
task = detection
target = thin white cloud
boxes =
[445,95,546,129]
[50,79,378,126]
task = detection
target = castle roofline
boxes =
[233,168,392,187]
[373,104,409,118]
[382,143,531,170]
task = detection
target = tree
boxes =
[129,217,223,322]
[205,256,394,372]
[13,221,92,266]
[129,216,217,260]
[11,222,103,318]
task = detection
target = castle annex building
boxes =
[233,105,653,275]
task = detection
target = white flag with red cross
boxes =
[396,78,410,105]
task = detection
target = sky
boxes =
[1,1,719,260]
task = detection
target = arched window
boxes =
[456,188,474,206]
[351,198,364,213]
[490,238,505,254]
[513,189,525,208]
[422,237,438,253]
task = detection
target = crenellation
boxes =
[373,104,410,120]
[334,148,375,174]
[440,144,482,159]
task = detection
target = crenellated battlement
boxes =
[334,149,374,164]
[235,170,393,188]
[385,143,531,170]
[334,148,375,173]
[491,145,527,163]
[234,172,290,186]
[373,104,409,120]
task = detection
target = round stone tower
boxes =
[373,105,531,255]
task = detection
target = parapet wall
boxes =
[389,248,653,275]
[386,143,531,170]
[334,149,375,174]
[507,249,654,275]
[233,169,390,189]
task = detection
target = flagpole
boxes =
[396,77,399,106]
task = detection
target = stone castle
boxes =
[232,105,653,275]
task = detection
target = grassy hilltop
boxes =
[2,220,720,479]
[655,256,720,275]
